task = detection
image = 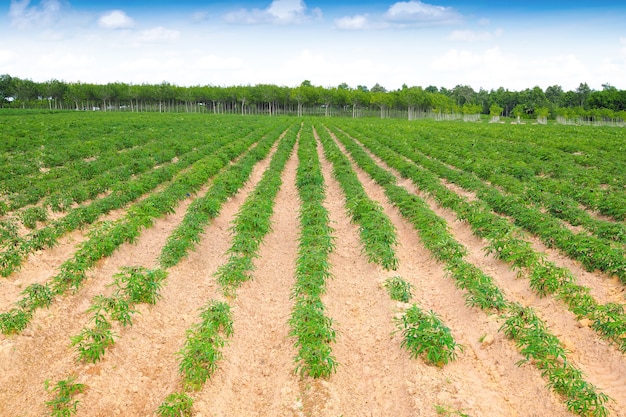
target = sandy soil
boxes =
[1,124,625,417]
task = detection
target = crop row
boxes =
[0,130,244,277]
[289,125,337,378]
[215,127,298,295]
[332,124,626,353]
[155,124,298,416]
[0,124,274,335]
[315,126,399,271]
[45,123,293,415]
[324,123,610,417]
[341,121,626,284]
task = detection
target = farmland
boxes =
[1,110,625,416]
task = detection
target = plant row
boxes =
[71,266,166,363]
[325,124,611,417]
[315,125,399,271]
[158,122,293,269]
[156,126,298,416]
[0,132,240,278]
[0,126,269,335]
[289,125,337,378]
[215,126,298,295]
[344,121,626,284]
[334,125,626,353]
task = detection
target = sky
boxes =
[1,0,625,92]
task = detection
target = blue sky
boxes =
[1,0,625,91]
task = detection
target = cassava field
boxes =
[1,111,626,417]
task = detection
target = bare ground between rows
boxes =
[321,127,572,417]
[435,160,626,307]
[193,140,302,417]
[327,126,626,416]
[0,138,278,416]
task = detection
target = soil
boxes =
[1,125,625,417]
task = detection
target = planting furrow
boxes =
[322,125,574,416]
[29,124,290,416]
[0,127,268,335]
[342,126,626,353]
[154,125,297,414]
[325,124,612,417]
[193,132,301,417]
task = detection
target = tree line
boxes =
[1,74,625,123]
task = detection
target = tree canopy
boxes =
[1,74,625,123]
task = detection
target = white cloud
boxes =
[448,28,502,42]
[621,37,626,54]
[195,54,243,70]
[0,50,17,64]
[430,47,593,90]
[335,1,461,30]
[383,1,461,24]
[224,0,321,24]
[9,0,64,29]
[99,10,135,29]
[334,14,370,30]
[135,27,180,43]
[37,52,95,70]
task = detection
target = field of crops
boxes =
[1,111,625,417]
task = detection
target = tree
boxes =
[512,104,526,123]
[576,82,591,109]
[0,74,16,106]
[370,83,387,93]
[489,103,503,123]
[545,85,563,108]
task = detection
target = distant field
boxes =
[1,111,625,416]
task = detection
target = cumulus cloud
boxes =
[383,1,461,24]
[224,0,321,24]
[335,1,461,30]
[448,28,502,42]
[334,15,371,30]
[9,0,64,29]
[99,10,135,29]
[430,47,590,90]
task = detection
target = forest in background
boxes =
[1,74,625,124]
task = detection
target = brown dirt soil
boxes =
[1,126,625,417]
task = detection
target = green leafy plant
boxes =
[178,301,233,390]
[395,305,462,367]
[156,392,194,417]
[113,266,167,305]
[70,315,116,364]
[0,308,32,335]
[44,375,86,417]
[384,276,414,303]
[20,206,49,229]
[17,283,54,312]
